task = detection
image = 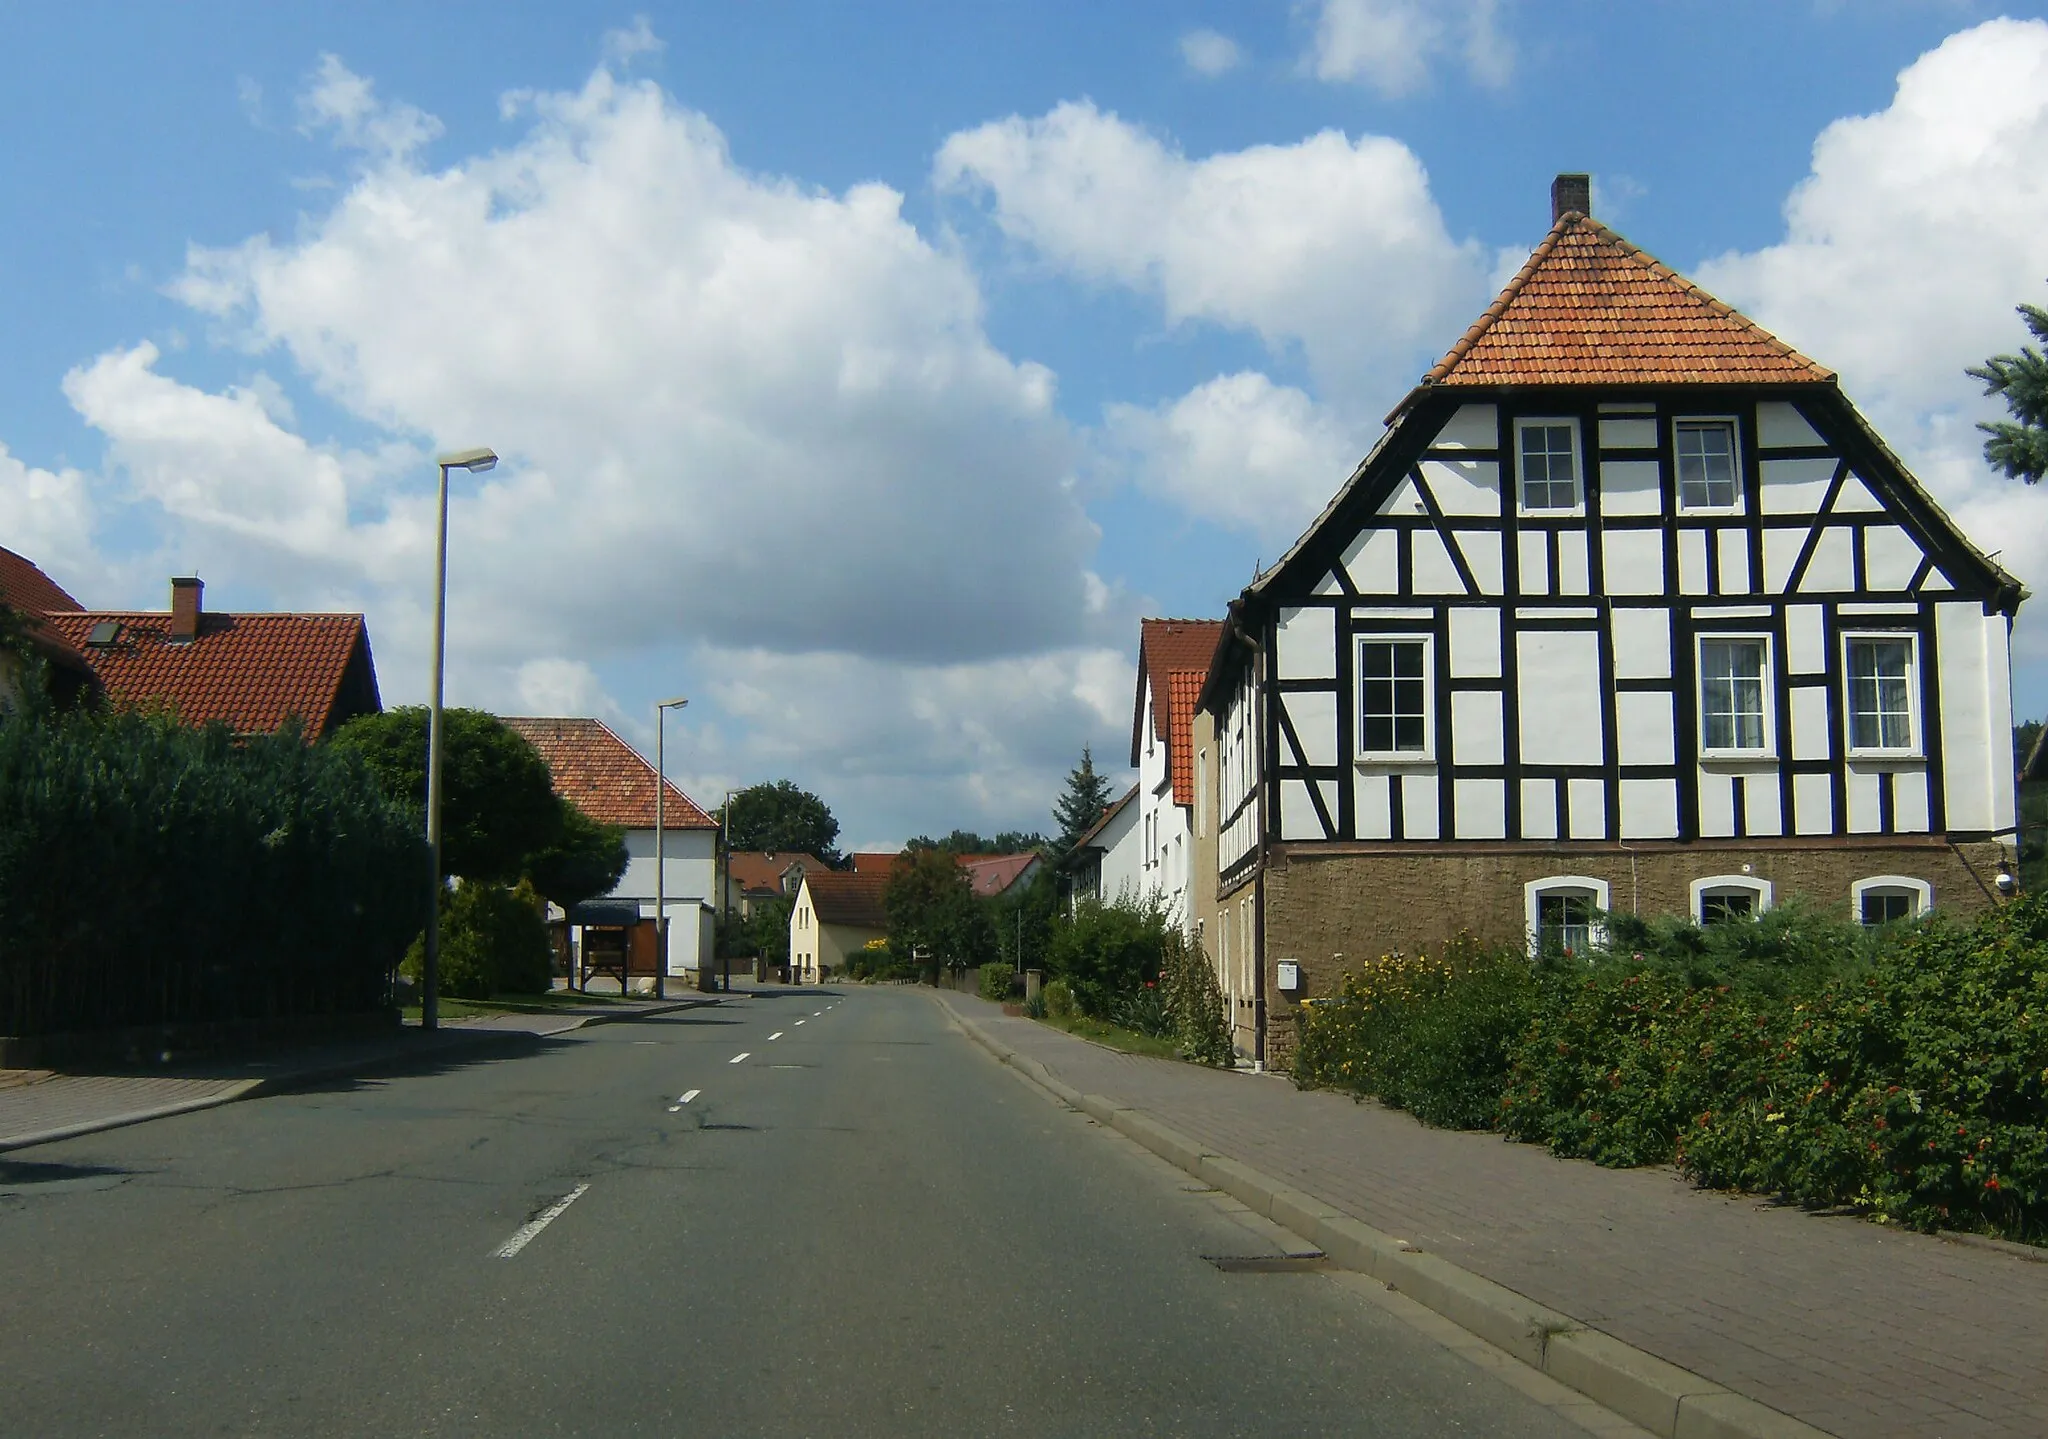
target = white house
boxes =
[1130,619,1225,929]
[504,717,720,981]
[1058,784,1140,912]
[789,871,890,984]
[1198,175,2023,1067]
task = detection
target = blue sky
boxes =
[3,2,2046,846]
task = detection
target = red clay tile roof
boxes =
[960,852,1042,897]
[502,717,715,831]
[726,850,829,895]
[801,871,891,929]
[0,545,83,615]
[43,609,378,737]
[1423,212,1833,390]
[848,851,908,876]
[1132,618,1224,807]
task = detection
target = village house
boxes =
[1057,783,1140,913]
[1199,175,2023,1067]
[0,545,99,710]
[724,850,832,920]
[1131,619,1225,929]
[789,871,890,985]
[42,575,381,738]
[503,717,720,985]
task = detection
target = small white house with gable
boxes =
[1198,175,2024,1067]
[1131,619,1225,930]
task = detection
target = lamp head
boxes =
[657,696,690,710]
[437,447,498,473]
[1996,867,2017,896]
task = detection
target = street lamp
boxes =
[422,446,497,1033]
[654,697,689,1000]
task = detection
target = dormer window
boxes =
[1675,420,1740,510]
[1516,418,1580,512]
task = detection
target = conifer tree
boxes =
[1969,293,2048,483]
[1053,745,1116,852]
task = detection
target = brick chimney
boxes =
[1551,172,1592,224]
[169,576,203,642]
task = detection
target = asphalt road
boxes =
[0,986,1599,1437]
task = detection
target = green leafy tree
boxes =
[747,896,793,969]
[906,828,1051,855]
[1969,292,2048,482]
[990,857,1060,973]
[885,847,992,976]
[1044,894,1170,1017]
[721,780,842,864]
[332,708,562,884]
[525,803,629,912]
[1053,746,1116,852]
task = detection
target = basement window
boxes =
[1524,876,1610,960]
[1691,875,1773,925]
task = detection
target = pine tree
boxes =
[1053,746,1116,853]
[1969,295,2048,483]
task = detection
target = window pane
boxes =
[1861,891,1913,926]
[1700,639,1767,751]
[1520,424,1576,509]
[1361,640,1428,753]
[1677,421,1738,508]
[1700,890,1754,924]
[1538,891,1594,956]
[1848,639,1913,750]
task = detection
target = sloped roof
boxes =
[727,850,829,895]
[848,851,907,876]
[960,852,1041,897]
[1421,212,1833,392]
[1059,784,1137,870]
[43,610,378,737]
[502,717,716,830]
[802,871,890,929]
[0,545,83,615]
[1131,618,1224,806]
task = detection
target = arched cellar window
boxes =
[1851,876,1932,927]
[1524,876,1611,959]
[1690,875,1773,925]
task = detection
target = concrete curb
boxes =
[941,995,1836,1439]
[0,997,717,1154]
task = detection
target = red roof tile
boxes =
[848,851,908,877]
[801,871,891,929]
[502,717,716,831]
[1132,618,1224,807]
[959,852,1042,897]
[1423,212,1833,390]
[726,851,830,895]
[0,545,83,615]
[43,609,378,737]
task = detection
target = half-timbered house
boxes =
[1199,175,2024,1066]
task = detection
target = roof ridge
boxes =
[1421,212,1834,389]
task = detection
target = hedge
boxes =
[1295,896,2048,1244]
[0,704,424,1036]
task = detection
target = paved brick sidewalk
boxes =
[0,996,710,1151]
[935,991,2048,1439]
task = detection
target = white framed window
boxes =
[1697,635,1774,757]
[1357,634,1433,761]
[1690,874,1773,924]
[1675,419,1742,511]
[1524,876,1611,959]
[1843,633,1919,756]
[1852,875,1931,926]
[1516,418,1581,513]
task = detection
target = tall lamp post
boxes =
[422,447,498,1032]
[654,697,689,1001]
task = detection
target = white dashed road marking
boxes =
[794,1020,806,1026]
[494,1183,589,1259]
[730,1053,750,1064]
[769,1031,783,1041]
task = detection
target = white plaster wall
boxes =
[615,827,718,974]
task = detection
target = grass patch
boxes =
[1034,1011,1185,1061]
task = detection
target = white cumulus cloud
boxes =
[1306,0,1515,97]
[1101,372,1363,544]
[1179,29,1244,77]
[935,99,1491,399]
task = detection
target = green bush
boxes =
[1042,976,1077,1019]
[0,703,423,1036]
[1109,982,1171,1037]
[1045,896,1169,1017]
[978,961,1013,1003]
[1160,929,1233,1067]
[403,880,554,1000]
[1294,935,1539,1130]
